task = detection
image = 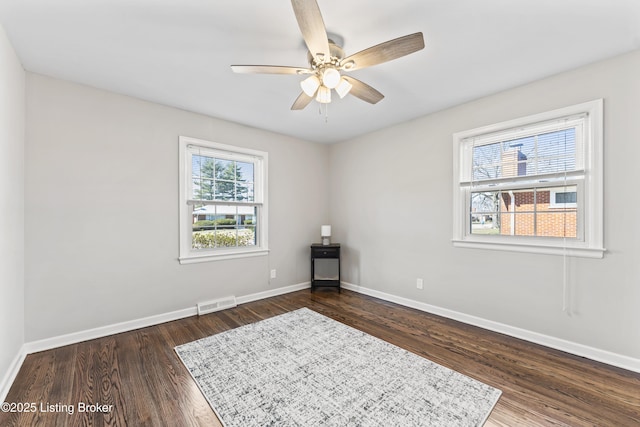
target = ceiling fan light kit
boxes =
[321,68,341,89]
[335,77,352,99]
[301,75,321,97]
[231,0,425,111]
[316,85,331,104]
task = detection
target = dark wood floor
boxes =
[2,289,639,426]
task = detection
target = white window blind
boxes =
[461,115,585,188]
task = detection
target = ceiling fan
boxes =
[231,0,425,110]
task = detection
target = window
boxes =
[452,100,604,258]
[549,188,577,209]
[179,136,268,263]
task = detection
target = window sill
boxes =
[179,248,269,264]
[452,239,605,259]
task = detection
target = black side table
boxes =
[310,244,341,292]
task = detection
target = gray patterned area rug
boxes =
[175,308,501,426]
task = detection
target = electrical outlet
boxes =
[416,278,423,290]
[270,269,277,279]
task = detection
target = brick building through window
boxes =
[497,145,577,238]
[499,189,577,238]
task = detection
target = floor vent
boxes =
[197,296,237,316]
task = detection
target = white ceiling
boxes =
[1,0,639,143]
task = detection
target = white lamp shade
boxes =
[321,225,332,237]
[335,77,353,98]
[300,75,320,97]
[316,86,331,103]
[322,68,341,89]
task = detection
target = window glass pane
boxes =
[472,144,502,180]
[471,191,501,235]
[236,162,255,202]
[472,187,578,238]
[539,186,577,237]
[239,226,256,246]
[191,204,257,250]
[192,204,215,249]
[536,212,577,238]
[192,208,222,231]
[499,211,536,237]
[236,161,254,183]
[472,129,576,182]
[236,183,254,202]
[215,159,234,179]
[190,155,257,202]
[192,155,216,200]
[501,136,533,178]
[215,181,235,201]
[239,206,257,246]
[192,155,215,179]
[242,211,256,226]
[193,178,214,200]
[513,213,535,236]
[471,191,500,214]
[536,129,576,174]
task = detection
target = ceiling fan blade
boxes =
[231,65,312,75]
[340,32,425,71]
[342,77,384,104]
[291,0,331,61]
[291,92,314,110]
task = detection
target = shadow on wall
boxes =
[342,245,360,285]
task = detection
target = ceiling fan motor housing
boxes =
[307,40,345,69]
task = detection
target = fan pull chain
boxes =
[318,103,329,123]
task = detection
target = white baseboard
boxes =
[236,282,310,305]
[24,282,311,356]
[0,345,27,402]
[24,307,198,355]
[341,282,640,373]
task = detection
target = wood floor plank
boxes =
[2,289,639,426]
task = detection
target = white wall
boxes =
[25,74,329,341]
[330,49,640,361]
[0,25,25,389]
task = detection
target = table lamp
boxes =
[321,225,331,245]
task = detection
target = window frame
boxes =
[452,99,604,258]
[178,136,269,264]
